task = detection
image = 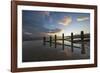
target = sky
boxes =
[22,10,90,37]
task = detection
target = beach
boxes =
[22,40,90,62]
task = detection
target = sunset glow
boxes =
[22,10,90,37]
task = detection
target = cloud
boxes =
[77,16,89,21]
[39,11,50,16]
[48,28,62,33]
[47,28,62,35]
[24,32,32,35]
[58,16,72,26]
[46,28,64,36]
[39,11,53,23]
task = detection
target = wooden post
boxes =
[54,35,57,48]
[43,37,46,46]
[62,33,64,50]
[49,36,52,47]
[71,32,73,52]
[81,31,85,54]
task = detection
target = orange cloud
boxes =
[58,16,72,26]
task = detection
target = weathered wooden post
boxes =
[81,31,85,54]
[71,32,73,52]
[49,36,52,47]
[43,37,46,46]
[62,33,64,50]
[54,35,57,48]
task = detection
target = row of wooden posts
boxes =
[43,31,86,54]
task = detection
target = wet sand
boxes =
[22,40,90,62]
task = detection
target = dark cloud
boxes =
[22,10,51,34]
